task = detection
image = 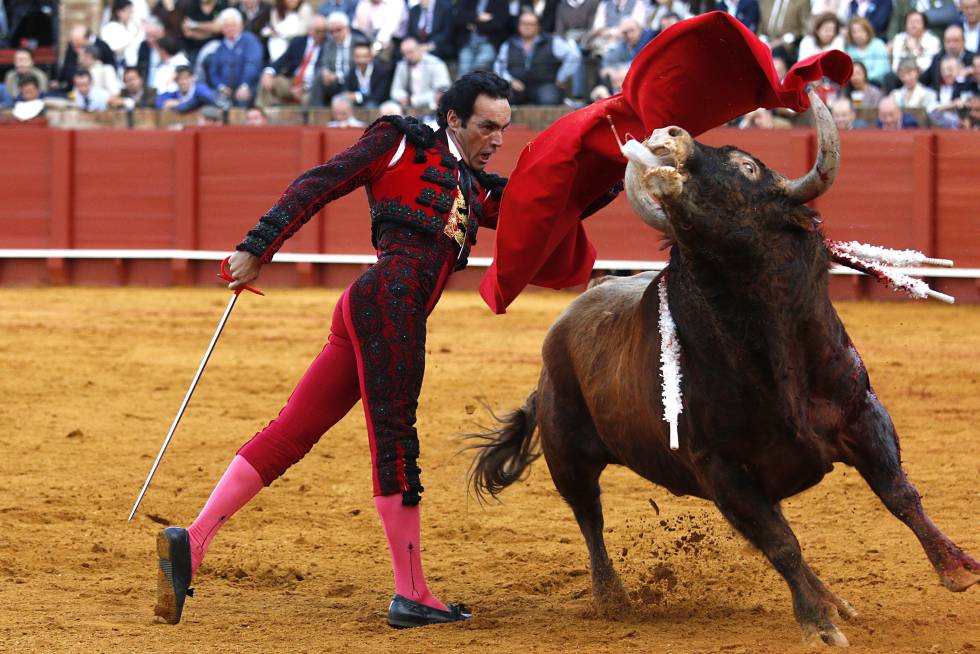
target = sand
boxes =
[0,287,976,654]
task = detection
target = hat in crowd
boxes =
[200,105,223,123]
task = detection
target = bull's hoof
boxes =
[591,578,633,619]
[801,623,850,648]
[940,565,980,592]
[832,598,859,621]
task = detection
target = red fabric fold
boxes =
[480,11,852,313]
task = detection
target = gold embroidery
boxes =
[443,184,469,246]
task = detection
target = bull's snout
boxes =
[644,126,693,168]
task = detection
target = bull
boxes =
[469,89,979,646]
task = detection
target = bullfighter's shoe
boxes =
[387,595,472,628]
[154,527,194,624]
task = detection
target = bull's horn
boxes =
[784,87,840,203]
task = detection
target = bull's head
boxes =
[622,88,839,256]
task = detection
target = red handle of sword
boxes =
[218,256,266,296]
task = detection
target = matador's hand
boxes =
[227,250,262,290]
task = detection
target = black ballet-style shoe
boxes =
[386,594,473,628]
[154,527,194,625]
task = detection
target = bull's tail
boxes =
[466,391,540,503]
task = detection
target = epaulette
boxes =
[369,115,437,149]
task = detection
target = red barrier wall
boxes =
[1,126,978,300]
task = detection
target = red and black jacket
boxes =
[236,115,507,270]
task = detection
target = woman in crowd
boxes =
[842,60,883,109]
[845,16,890,84]
[266,0,314,61]
[101,0,143,67]
[889,56,937,111]
[798,12,845,61]
[888,10,940,74]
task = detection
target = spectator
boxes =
[198,103,225,125]
[555,0,602,43]
[846,16,890,84]
[877,94,918,128]
[738,107,785,128]
[312,12,370,106]
[259,15,330,106]
[930,55,971,126]
[245,105,268,124]
[267,0,314,62]
[456,0,511,76]
[151,36,192,93]
[4,48,48,98]
[961,0,979,53]
[136,19,166,87]
[649,0,692,32]
[405,0,455,61]
[326,93,366,125]
[831,97,870,128]
[70,70,111,111]
[238,0,273,44]
[79,45,122,98]
[495,10,581,105]
[208,8,264,106]
[0,84,12,108]
[587,0,647,57]
[11,75,47,120]
[843,59,883,108]
[101,0,142,67]
[181,0,225,64]
[53,26,116,93]
[377,98,403,115]
[959,52,980,94]
[654,11,682,33]
[352,0,405,56]
[712,0,760,33]
[390,36,451,109]
[962,93,980,127]
[157,64,218,111]
[758,0,811,60]
[318,0,359,22]
[889,10,940,74]
[889,57,938,110]
[109,65,159,108]
[601,18,652,73]
[843,0,892,39]
[798,12,845,61]
[151,0,185,42]
[590,63,627,101]
[919,24,975,88]
[343,41,392,106]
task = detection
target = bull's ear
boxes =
[784,210,823,233]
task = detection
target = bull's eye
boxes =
[740,160,756,176]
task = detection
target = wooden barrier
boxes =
[1,125,978,301]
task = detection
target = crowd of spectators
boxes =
[0,0,978,128]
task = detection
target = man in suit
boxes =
[110,65,159,108]
[844,0,893,39]
[390,36,452,109]
[259,15,330,106]
[961,0,980,53]
[757,0,811,61]
[311,11,370,107]
[343,41,392,106]
[405,0,455,62]
[52,25,116,94]
[920,24,976,88]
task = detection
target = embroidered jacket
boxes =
[236,115,507,270]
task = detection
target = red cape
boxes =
[479,11,852,313]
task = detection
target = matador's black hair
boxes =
[437,70,510,129]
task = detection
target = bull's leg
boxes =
[707,461,850,647]
[537,382,628,616]
[800,561,858,621]
[844,391,980,591]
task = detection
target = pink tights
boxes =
[185,294,446,610]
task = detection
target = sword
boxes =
[127,256,264,522]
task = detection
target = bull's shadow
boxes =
[468,89,979,647]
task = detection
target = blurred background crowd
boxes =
[1,0,978,128]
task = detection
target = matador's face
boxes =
[449,95,511,171]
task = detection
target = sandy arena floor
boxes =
[0,286,976,653]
